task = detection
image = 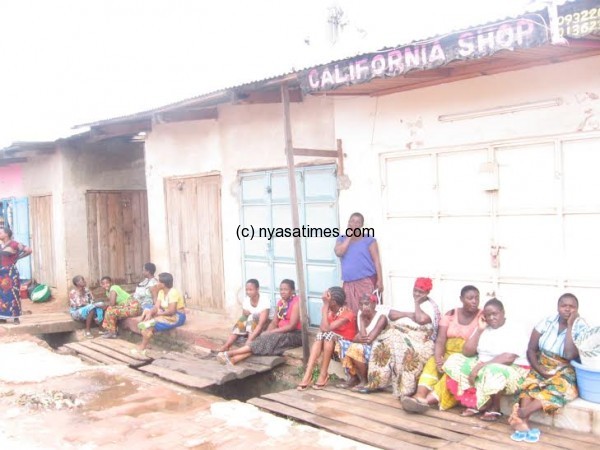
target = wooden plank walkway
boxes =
[139,352,285,389]
[248,387,599,449]
[64,338,152,367]
[62,336,285,389]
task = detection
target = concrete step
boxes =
[499,393,600,435]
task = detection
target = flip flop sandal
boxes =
[354,386,373,394]
[401,396,430,414]
[524,430,540,443]
[336,382,358,389]
[480,411,503,422]
[350,385,368,393]
[461,408,481,417]
[312,375,329,390]
[296,383,310,391]
[216,352,233,366]
[510,431,528,442]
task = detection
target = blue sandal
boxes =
[524,429,540,443]
[510,431,528,442]
[511,429,541,443]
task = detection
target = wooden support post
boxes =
[336,139,344,177]
[281,83,310,365]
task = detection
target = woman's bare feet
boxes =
[336,375,360,389]
[425,392,439,406]
[508,403,530,431]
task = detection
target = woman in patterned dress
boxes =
[338,293,388,391]
[509,293,587,442]
[402,285,481,413]
[443,298,530,422]
[360,277,440,398]
[0,227,32,324]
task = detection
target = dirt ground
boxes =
[0,336,373,450]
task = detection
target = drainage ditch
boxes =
[38,330,299,402]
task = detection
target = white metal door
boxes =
[240,165,340,326]
[381,133,600,326]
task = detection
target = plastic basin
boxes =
[572,360,600,404]
[31,284,51,303]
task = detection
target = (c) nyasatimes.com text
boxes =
[236,225,375,241]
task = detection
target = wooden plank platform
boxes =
[0,312,84,335]
[64,338,152,367]
[140,352,285,389]
[248,387,598,450]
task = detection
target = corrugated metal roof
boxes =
[77,0,588,129]
[75,72,298,128]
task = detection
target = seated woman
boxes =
[402,285,481,413]
[361,277,441,397]
[443,298,529,422]
[100,276,141,339]
[297,287,356,390]
[216,279,270,352]
[217,279,301,365]
[338,293,388,391]
[69,275,105,338]
[509,293,587,443]
[135,272,186,354]
[135,262,159,316]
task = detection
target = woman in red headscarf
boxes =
[358,277,440,398]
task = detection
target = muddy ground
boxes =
[0,336,372,450]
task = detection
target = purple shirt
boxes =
[336,236,377,282]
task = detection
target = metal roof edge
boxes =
[73,0,591,130]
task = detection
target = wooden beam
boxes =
[337,139,344,177]
[0,157,28,166]
[282,83,310,365]
[234,88,303,104]
[293,148,338,158]
[404,67,452,78]
[565,38,600,49]
[89,119,151,142]
[157,107,218,123]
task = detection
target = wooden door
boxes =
[30,195,55,286]
[165,175,224,311]
[86,190,150,286]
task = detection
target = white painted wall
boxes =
[143,55,600,328]
[145,96,335,315]
[333,55,600,325]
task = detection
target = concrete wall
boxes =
[16,141,146,299]
[61,141,146,291]
[144,95,335,314]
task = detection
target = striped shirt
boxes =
[535,314,588,358]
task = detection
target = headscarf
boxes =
[414,277,433,292]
